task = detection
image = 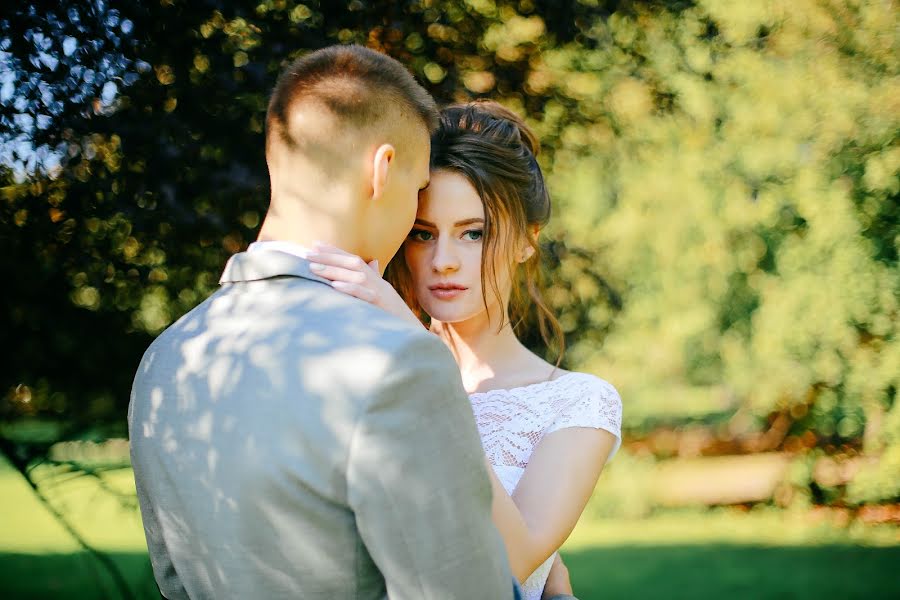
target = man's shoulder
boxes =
[351,307,441,354]
[240,275,455,381]
[269,278,443,357]
[135,279,452,390]
[338,306,454,385]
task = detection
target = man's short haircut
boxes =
[266,45,438,150]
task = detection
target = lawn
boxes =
[561,512,900,599]
[2,456,898,599]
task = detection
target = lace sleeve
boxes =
[545,376,623,462]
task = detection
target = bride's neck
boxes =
[431,314,527,391]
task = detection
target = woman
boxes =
[307,101,622,599]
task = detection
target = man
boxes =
[129,45,518,598]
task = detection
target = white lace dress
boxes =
[469,372,622,600]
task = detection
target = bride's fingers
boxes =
[307,251,371,272]
[329,280,378,303]
[311,242,355,257]
[309,263,368,285]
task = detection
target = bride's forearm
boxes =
[485,460,548,583]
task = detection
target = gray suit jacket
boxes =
[128,249,515,599]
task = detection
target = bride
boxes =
[308,100,622,599]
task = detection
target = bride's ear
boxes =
[517,225,540,263]
[517,245,536,263]
[371,144,395,201]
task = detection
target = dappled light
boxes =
[1,1,897,598]
[126,257,439,595]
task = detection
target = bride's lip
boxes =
[428,283,467,300]
[428,283,468,290]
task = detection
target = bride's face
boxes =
[404,169,512,325]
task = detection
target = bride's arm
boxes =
[308,245,615,584]
[486,428,616,583]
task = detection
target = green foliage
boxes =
[531,1,899,466]
[1,0,550,432]
[2,1,898,505]
[848,384,900,503]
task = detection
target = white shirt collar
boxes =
[247,240,313,260]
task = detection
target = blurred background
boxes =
[1,0,898,598]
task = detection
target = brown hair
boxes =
[387,100,565,364]
[266,45,438,149]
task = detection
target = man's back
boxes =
[129,250,513,599]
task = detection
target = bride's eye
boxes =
[409,229,434,242]
[462,229,483,241]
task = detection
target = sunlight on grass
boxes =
[0,456,146,553]
[564,508,900,551]
[2,457,898,599]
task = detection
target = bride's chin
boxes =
[423,309,479,326]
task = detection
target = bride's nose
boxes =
[431,237,460,273]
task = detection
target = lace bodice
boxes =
[470,371,622,468]
[469,371,622,600]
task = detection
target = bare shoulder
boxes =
[520,351,570,385]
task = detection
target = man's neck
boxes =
[256,213,367,260]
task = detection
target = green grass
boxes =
[0,552,158,600]
[0,455,155,599]
[561,510,900,598]
[561,544,900,599]
[0,456,146,554]
[2,457,898,599]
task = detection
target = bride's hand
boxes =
[307,244,424,328]
[542,553,574,599]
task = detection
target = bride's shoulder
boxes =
[544,371,623,452]
[552,371,621,401]
[546,371,622,422]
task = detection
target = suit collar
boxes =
[219,249,331,286]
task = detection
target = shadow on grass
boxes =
[1,552,159,600]
[3,544,900,599]
[560,543,900,600]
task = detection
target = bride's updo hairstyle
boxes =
[388,100,565,363]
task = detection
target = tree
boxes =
[2,0,897,515]
[2,0,575,436]
[533,0,898,500]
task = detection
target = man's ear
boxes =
[371,144,395,201]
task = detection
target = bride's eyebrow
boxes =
[414,218,484,227]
